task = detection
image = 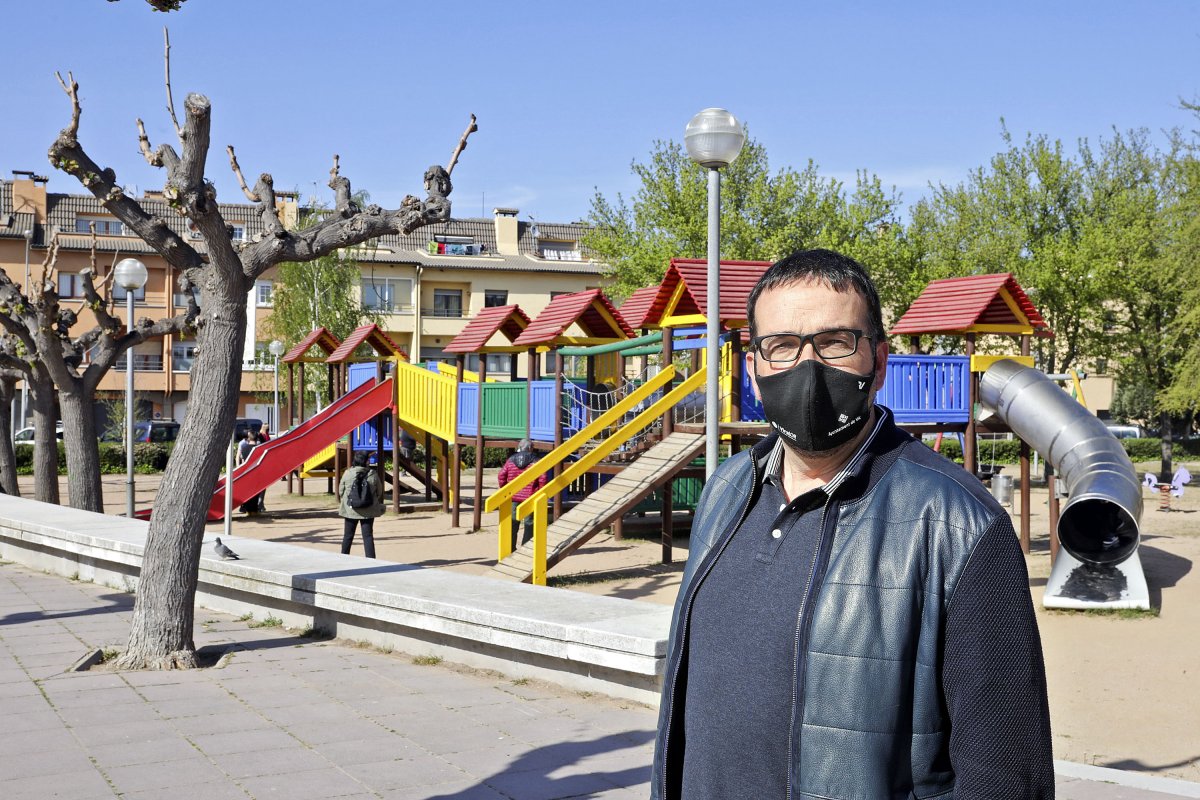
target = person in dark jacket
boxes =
[652,249,1053,800]
[338,450,386,558]
[236,430,266,515]
[496,438,547,545]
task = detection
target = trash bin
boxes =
[990,474,1014,506]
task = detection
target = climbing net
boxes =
[562,365,669,455]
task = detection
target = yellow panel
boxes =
[660,279,689,320]
[966,323,1035,335]
[970,354,1034,373]
[660,313,708,327]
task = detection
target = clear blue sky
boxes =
[3,1,1198,224]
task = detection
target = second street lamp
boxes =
[269,339,286,435]
[114,257,149,518]
[685,108,745,480]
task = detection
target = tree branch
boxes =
[226,145,259,201]
[163,27,183,140]
[446,113,478,177]
[49,74,203,272]
[329,154,354,215]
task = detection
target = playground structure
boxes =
[202,265,1150,608]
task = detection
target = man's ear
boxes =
[745,351,762,402]
[873,337,890,392]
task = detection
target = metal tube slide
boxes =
[980,359,1141,565]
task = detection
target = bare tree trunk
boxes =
[1160,410,1174,482]
[58,386,105,511]
[0,378,18,495]
[29,372,60,504]
[116,293,246,669]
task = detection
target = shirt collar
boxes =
[763,406,888,496]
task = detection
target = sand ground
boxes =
[17,458,1200,782]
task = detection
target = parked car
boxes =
[234,418,264,441]
[12,425,64,446]
[1104,424,1146,440]
[101,420,181,444]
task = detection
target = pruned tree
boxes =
[0,228,199,511]
[46,37,475,668]
[0,369,23,495]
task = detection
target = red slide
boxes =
[132,379,395,521]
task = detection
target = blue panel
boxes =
[457,383,479,438]
[529,381,559,442]
[347,362,393,450]
[881,355,970,424]
[741,367,765,421]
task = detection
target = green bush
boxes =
[458,445,511,469]
[917,435,1200,467]
[15,441,172,475]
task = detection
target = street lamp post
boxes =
[115,258,149,518]
[685,108,745,480]
[269,340,285,434]
[19,229,32,433]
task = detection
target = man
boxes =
[652,249,1053,799]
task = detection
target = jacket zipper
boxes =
[786,497,832,800]
[658,461,760,799]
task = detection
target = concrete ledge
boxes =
[0,496,671,705]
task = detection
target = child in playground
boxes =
[236,430,267,515]
[497,439,547,546]
[338,450,386,558]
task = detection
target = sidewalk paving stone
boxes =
[3,559,1199,800]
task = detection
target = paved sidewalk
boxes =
[1,563,1197,800]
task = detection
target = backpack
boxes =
[347,469,374,509]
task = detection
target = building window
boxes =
[484,290,508,308]
[432,288,463,318]
[466,353,512,374]
[539,240,581,261]
[550,291,572,299]
[172,341,198,372]
[75,217,125,236]
[362,278,413,313]
[58,273,85,299]
[428,234,485,256]
[174,288,201,308]
[231,225,246,242]
[113,282,147,301]
[255,281,273,307]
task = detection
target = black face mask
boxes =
[754,359,874,452]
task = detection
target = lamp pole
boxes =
[114,258,149,518]
[20,229,32,432]
[269,340,285,434]
[685,108,745,480]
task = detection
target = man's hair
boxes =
[747,249,886,342]
[352,451,370,467]
[245,430,258,441]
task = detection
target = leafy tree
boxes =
[46,52,472,668]
[262,203,381,416]
[583,136,915,312]
[1160,105,1200,420]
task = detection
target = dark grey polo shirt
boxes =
[680,413,885,799]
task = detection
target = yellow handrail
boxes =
[516,366,708,584]
[486,365,677,514]
[435,361,497,383]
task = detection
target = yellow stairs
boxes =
[491,432,704,582]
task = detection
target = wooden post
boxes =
[439,437,450,514]
[1019,333,1031,553]
[450,355,464,528]
[526,348,536,442]
[424,431,433,502]
[964,332,977,478]
[730,327,743,455]
[375,359,385,511]
[552,349,564,522]
[472,355,486,531]
[1047,466,1060,563]
[297,361,306,496]
[661,479,674,563]
[908,335,920,355]
[328,362,338,495]
[287,362,295,494]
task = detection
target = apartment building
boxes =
[1,173,604,429]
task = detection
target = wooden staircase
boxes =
[491,432,705,582]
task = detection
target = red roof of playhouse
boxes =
[617,286,662,330]
[889,273,1054,338]
[659,258,773,326]
[444,305,532,353]
[282,327,342,364]
[326,323,408,363]
[511,289,634,347]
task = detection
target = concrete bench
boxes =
[0,496,670,705]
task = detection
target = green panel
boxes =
[480,382,528,439]
[632,477,705,513]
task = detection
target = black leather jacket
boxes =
[652,408,1054,799]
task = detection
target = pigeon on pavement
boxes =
[214,537,240,560]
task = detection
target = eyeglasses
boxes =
[751,328,867,364]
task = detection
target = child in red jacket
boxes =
[497,439,547,545]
